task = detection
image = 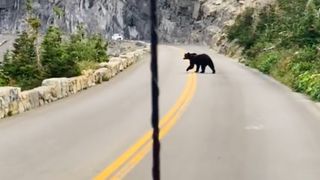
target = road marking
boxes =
[94,72,197,180]
[245,124,264,131]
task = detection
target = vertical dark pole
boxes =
[150,0,160,180]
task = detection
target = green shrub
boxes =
[308,75,320,101]
[77,61,99,72]
[41,26,80,78]
[66,26,108,63]
[0,69,9,86]
[290,47,319,76]
[255,5,278,42]
[291,62,315,76]
[41,26,107,78]
[245,42,272,58]
[294,47,317,62]
[228,0,320,101]
[227,8,256,49]
[294,72,313,92]
[255,51,279,74]
[295,72,320,100]
[89,34,109,63]
[1,23,109,90]
[2,32,43,90]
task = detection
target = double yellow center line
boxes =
[94,72,197,180]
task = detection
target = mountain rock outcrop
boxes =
[0,0,272,44]
[0,0,150,39]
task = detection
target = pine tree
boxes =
[41,26,80,78]
[26,0,42,68]
[2,32,43,89]
[91,34,109,63]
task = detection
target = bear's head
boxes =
[183,52,197,60]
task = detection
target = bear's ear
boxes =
[183,53,188,59]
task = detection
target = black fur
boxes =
[183,52,216,73]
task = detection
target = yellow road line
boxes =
[94,72,197,180]
[109,74,197,179]
[110,141,153,180]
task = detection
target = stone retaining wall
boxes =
[0,46,149,119]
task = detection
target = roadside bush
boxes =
[308,75,320,101]
[77,61,99,72]
[290,47,319,76]
[255,51,279,74]
[0,69,9,86]
[245,42,272,58]
[227,8,256,49]
[42,26,108,77]
[291,61,315,76]
[294,47,318,63]
[255,5,278,42]
[41,26,80,78]
[66,27,108,63]
[227,0,320,101]
[89,34,109,63]
[294,72,313,92]
[294,72,320,100]
[1,26,109,90]
[2,32,43,90]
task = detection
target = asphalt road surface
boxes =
[0,45,319,180]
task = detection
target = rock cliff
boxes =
[0,0,150,39]
[0,0,272,44]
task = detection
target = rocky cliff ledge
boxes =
[0,0,150,39]
[0,0,272,43]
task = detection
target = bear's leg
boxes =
[195,65,200,72]
[209,63,216,74]
[186,64,194,72]
[200,65,207,73]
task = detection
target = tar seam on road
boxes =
[93,73,197,180]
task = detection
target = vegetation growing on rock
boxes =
[227,0,320,101]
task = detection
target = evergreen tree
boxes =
[66,26,108,63]
[26,0,42,68]
[41,26,80,78]
[2,32,43,89]
[90,34,109,63]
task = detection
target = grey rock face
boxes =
[0,0,271,44]
[0,0,24,32]
[0,0,150,40]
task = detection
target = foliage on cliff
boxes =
[227,0,320,101]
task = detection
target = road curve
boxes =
[0,45,319,180]
[128,45,320,180]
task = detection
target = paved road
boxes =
[0,45,320,180]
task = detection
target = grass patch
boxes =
[77,61,100,72]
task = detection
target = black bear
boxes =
[183,52,216,73]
